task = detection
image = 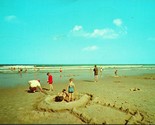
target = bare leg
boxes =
[94,75,98,82]
[49,84,53,91]
[70,93,72,101]
[68,93,72,101]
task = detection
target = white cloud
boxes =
[113,18,122,27]
[89,28,119,39]
[56,20,127,41]
[71,26,119,39]
[5,15,17,22]
[72,25,83,31]
[82,45,98,51]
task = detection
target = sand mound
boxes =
[130,88,141,91]
[37,94,91,112]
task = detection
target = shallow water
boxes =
[0,64,155,88]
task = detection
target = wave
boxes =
[0,64,155,73]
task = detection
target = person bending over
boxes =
[28,80,43,93]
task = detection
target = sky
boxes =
[0,0,155,64]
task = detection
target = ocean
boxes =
[0,64,155,88]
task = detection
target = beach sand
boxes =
[0,73,155,124]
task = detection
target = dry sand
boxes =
[0,74,155,124]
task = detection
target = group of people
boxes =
[55,78,76,102]
[28,65,118,102]
[28,72,76,102]
[93,65,118,82]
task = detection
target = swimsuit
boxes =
[68,86,74,93]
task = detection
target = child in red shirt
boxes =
[47,72,53,91]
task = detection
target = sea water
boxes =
[0,64,155,88]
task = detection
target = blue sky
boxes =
[0,0,155,64]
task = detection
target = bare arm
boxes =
[38,86,43,92]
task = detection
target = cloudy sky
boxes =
[0,0,155,64]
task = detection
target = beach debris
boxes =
[130,88,141,91]
[107,103,111,107]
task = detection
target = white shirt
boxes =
[28,80,41,88]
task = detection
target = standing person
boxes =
[115,69,118,77]
[28,80,43,93]
[18,68,23,77]
[60,67,63,79]
[60,67,62,73]
[67,78,76,101]
[93,65,98,82]
[47,72,54,91]
[100,66,103,78]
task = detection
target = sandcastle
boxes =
[36,93,149,124]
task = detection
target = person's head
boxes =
[94,65,97,67]
[69,78,74,82]
[62,89,66,92]
[38,80,40,83]
[47,72,50,76]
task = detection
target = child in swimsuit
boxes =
[67,78,76,101]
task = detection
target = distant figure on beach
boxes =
[93,65,98,82]
[28,80,43,93]
[55,89,69,102]
[18,68,23,77]
[60,67,63,79]
[24,68,27,73]
[115,70,118,77]
[100,66,103,78]
[67,78,76,101]
[60,67,62,73]
[47,72,54,91]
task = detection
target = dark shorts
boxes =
[55,96,64,102]
[29,87,37,92]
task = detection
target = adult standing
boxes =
[93,65,98,82]
[47,72,54,91]
[115,69,118,77]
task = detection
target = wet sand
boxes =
[0,73,155,124]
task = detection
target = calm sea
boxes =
[0,64,155,88]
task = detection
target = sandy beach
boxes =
[0,70,155,124]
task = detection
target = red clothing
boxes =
[48,75,53,84]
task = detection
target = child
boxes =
[47,72,54,91]
[67,78,76,101]
[55,89,69,102]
